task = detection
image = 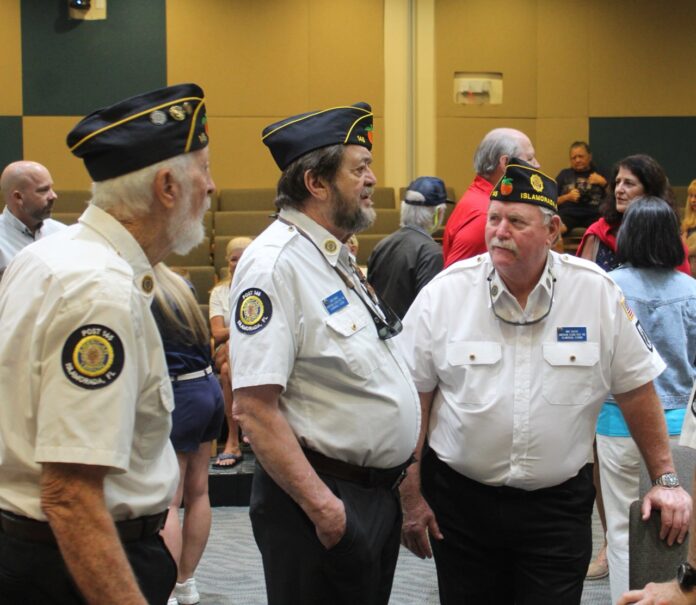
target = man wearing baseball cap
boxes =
[0,83,215,605]
[397,160,691,604]
[367,176,452,319]
[229,103,420,605]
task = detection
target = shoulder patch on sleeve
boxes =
[62,324,124,389]
[235,288,273,334]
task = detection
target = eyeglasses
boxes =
[367,297,403,340]
[487,270,555,326]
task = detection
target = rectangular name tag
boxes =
[323,290,349,315]
[557,326,587,342]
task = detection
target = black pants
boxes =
[558,210,598,235]
[422,450,595,605]
[0,531,176,604]
[250,462,402,605]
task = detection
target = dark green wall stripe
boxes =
[590,117,696,186]
[0,117,23,171]
[22,0,166,116]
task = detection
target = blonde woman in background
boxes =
[681,179,696,239]
[209,237,253,468]
[153,264,224,605]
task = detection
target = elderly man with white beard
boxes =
[397,159,691,605]
[0,83,215,605]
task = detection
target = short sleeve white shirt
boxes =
[229,208,420,468]
[0,205,178,520]
[0,206,67,275]
[397,251,666,490]
[209,281,231,326]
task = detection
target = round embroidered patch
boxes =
[62,324,124,389]
[530,174,544,192]
[235,288,273,334]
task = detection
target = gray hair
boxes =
[275,144,345,211]
[91,153,196,220]
[473,128,527,178]
[539,206,555,225]
[400,201,445,233]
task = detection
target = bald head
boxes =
[473,128,539,182]
[0,161,57,230]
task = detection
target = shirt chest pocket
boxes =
[325,307,383,379]
[133,381,175,460]
[542,342,600,406]
[446,341,502,405]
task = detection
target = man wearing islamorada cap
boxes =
[0,82,215,605]
[397,159,691,605]
[230,102,420,605]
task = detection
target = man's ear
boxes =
[304,170,330,202]
[548,214,562,246]
[153,167,178,210]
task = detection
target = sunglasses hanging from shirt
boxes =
[486,267,556,326]
[276,216,402,340]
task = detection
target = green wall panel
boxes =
[590,117,696,187]
[0,117,23,171]
[22,0,166,116]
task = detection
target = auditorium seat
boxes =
[213,211,276,236]
[165,236,211,267]
[51,212,81,226]
[217,188,276,212]
[182,265,217,304]
[55,190,91,213]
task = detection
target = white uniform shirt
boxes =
[209,281,231,326]
[0,206,66,275]
[230,207,420,468]
[398,251,665,490]
[0,205,178,520]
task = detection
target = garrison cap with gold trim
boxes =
[262,102,373,170]
[490,158,558,213]
[67,83,209,182]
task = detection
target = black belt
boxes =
[302,448,413,490]
[0,509,168,545]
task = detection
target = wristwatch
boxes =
[678,561,696,592]
[652,472,680,488]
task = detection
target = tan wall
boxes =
[435,0,696,199]
[166,0,385,190]
[0,0,21,116]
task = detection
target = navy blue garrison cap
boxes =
[262,102,373,170]
[490,158,558,213]
[403,176,453,206]
[67,83,209,182]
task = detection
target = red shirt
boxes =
[442,175,493,267]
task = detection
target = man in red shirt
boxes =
[442,128,539,267]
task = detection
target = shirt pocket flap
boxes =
[447,341,502,366]
[325,307,368,338]
[542,342,599,367]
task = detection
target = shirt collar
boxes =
[279,207,346,267]
[78,205,156,300]
[2,206,41,238]
[488,253,555,320]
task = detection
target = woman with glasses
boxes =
[596,197,696,604]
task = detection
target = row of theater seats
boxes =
[43,187,454,305]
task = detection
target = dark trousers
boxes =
[250,462,402,605]
[0,531,176,604]
[422,450,595,605]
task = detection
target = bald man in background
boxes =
[0,161,65,277]
[442,128,539,267]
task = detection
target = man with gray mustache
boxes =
[397,159,691,605]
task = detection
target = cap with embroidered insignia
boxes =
[67,83,209,182]
[262,102,373,170]
[490,159,558,213]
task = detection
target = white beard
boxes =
[168,184,209,256]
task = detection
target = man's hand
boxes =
[642,485,692,545]
[399,480,443,559]
[313,495,347,550]
[618,580,696,604]
[588,172,608,187]
[559,189,581,205]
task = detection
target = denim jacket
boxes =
[609,265,696,410]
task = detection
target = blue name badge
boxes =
[557,327,587,342]
[323,290,349,315]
